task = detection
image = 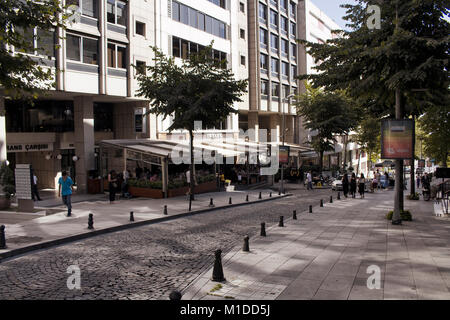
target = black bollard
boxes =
[209,198,215,208]
[164,205,168,215]
[293,210,297,220]
[337,192,341,200]
[211,249,226,282]
[260,222,266,237]
[279,216,284,227]
[246,194,249,202]
[88,213,94,229]
[169,291,182,300]
[270,192,272,197]
[320,199,323,207]
[130,211,134,222]
[243,235,250,252]
[330,196,333,203]
[309,205,313,213]
[229,197,232,205]
[259,192,262,199]
[0,225,6,249]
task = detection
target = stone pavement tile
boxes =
[319,274,354,292]
[348,285,383,300]
[328,262,360,277]
[276,278,322,300]
[262,275,294,286]
[312,289,349,300]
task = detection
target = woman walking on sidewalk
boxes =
[350,173,357,198]
[342,173,349,198]
[108,170,118,204]
[358,173,366,198]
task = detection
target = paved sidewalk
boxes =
[0,189,283,260]
[183,189,450,300]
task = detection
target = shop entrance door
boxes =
[61,149,76,185]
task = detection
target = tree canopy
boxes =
[0,0,69,98]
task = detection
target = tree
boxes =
[0,0,69,98]
[418,104,450,168]
[296,85,359,173]
[354,116,381,172]
[298,0,449,224]
[136,45,247,203]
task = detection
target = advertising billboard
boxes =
[381,119,414,159]
[279,146,290,165]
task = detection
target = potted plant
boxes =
[0,162,15,209]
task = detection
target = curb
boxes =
[0,193,291,262]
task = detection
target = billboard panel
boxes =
[381,119,414,159]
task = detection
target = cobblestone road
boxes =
[0,187,333,300]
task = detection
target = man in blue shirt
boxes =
[58,171,74,217]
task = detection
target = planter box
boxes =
[168,181,217,197]
[88,179,102,194]
[128,186,164,199]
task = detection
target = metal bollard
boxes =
[209,198,215,207]
[211,249,226,282]
[259,192,262,199]
[260,222,266,237]
[229,197,232,205]
[309,205,313,213]
[320,199,323,207]
[164,205,168,215]
[169,291,182,300]
[270,192,272,198]
[130,211,134,222]
[330,196,333,203]
[279,216,284,227]
[0,225,6,249]
[243,235,250,252]
[337,192,341,200]
[293,210,297,220]
[246,194,249,202]
[88,213,94,229]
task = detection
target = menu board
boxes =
[15,164,32,200]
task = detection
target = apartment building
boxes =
[0,0,154,192]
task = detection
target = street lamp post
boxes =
[280,93,295,195]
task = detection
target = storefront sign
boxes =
[15,164,32,200]
[279,145,290,164]
[7,143,53,153]
[381,119,414,159]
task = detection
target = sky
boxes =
[309,0,359,29]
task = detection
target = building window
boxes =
[260,53,268,71]
[280,0,288,12]
[290,22,296,38]
[135,60,146,75]
[172,37,181,57]
[280,16,288,34]
[289,1,296,18]
[240,55,246,66]
[270,33,278,52]
[281,39,289,56]
[208,0,226,9]
[282,84,290,98]
[173,1,227,39]
[259,3,267,22]
[107,0,127,26]
[271,57,279,74]
[270,9,278,27]
[67,34,98,65]
[291,43,297,59]
[107,42,126,69]
[94,103,114,132]
[240,28,245,39]
[240,2,245,13]
[261,80,269,96]
[17,27,55,58]
[282,61,289,77]
[270,0,278,7]
[259,28,268,48]
[171,36,227,67]
[67,0,98,18]
[291,65,297,78]
[272,82,280,97]
[135,21,145,36]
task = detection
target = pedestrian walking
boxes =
[58,171,74,216]
[31,171,42,201]
[358,173,366,198]
[342,173,349,198]
[350,173,357,198]
[416,174,421,189]
[306,171,313,190]
[108,170,118,204]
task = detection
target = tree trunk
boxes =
[343,135,348,171]
[393,88,404,224]
[410,157,415,196]
[189,130,195,201]
[356,150,361,175]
